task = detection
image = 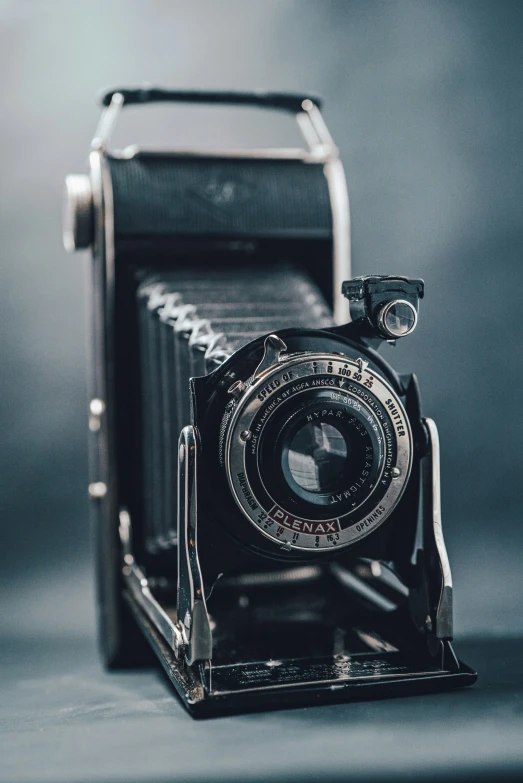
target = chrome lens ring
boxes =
[224,353,412,552]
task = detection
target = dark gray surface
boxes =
[1,1,523,781]
[1,628,522,783]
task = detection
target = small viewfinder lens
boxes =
[378,299,417,338]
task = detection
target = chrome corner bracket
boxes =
[119,509,186,657]
[410,417,455,666]
[117,423,214,672]
[177,425,213,666]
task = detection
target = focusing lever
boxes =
[252,334,288,380]
[227,335,288,401]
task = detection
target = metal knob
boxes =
[63,174,93,252]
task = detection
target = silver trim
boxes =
[324,158,351,324]
[424,417,453,639]
[177,426,213,665]
[87,142,122,661]
[297,101,335,155]
[119,510,185,655]
[298,101,351,322]
[92,92,124,151]
[112,145,321,162]
[100,148,117,523]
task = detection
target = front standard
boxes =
[64,86,476,715]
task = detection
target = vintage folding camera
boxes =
[63,87,476,716]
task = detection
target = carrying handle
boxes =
[93,86,333,156]
[100,86,322,114]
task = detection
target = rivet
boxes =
[89,398,105,416]
[89,399,105,433]
[119,508,130,526]
[88,481,107,499]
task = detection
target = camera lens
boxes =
[257,394,385,520]
[287,421,347,493]
[224,353,412,551]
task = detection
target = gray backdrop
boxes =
[2,0,522,645]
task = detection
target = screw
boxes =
[88,481,107,499]
[228,380,246,399]
[89,398,105,432]
[89,398,105,416]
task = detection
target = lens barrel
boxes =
[260,391,384,519]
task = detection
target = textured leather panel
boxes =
[109,155,332,239]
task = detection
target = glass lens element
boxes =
[287,422,348,493]
[382,301,416,337]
